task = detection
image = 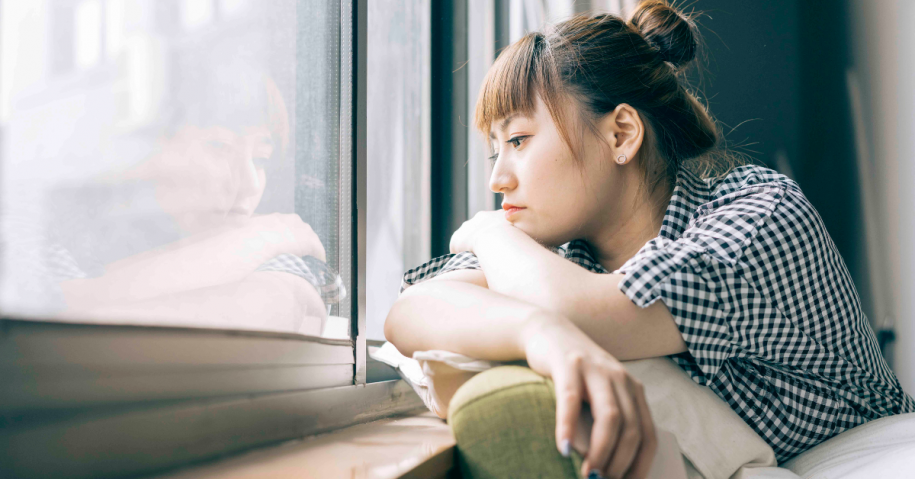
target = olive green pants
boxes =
[447,366,586,479]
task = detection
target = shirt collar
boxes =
[658,166,711,241]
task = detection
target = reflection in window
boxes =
[0,0,348,339]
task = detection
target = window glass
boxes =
[0,0,351,339]
[367,0,430,341]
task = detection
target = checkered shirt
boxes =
[401,164,915,462]
[256,254,346,305]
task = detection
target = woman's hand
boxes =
[521,313,657,479]
[210,213,327,267]
[449,210,514,254]
[245,213,327,263]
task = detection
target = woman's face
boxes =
[151,124,275,233]
[488,95,627,247]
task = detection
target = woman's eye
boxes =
[506,135,528,149]
[487,152,499,165]
[206,140,235,154]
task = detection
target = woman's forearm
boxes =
[472,225,591,318]
[67,272,327,335]
[384,279,547,360]
[468,227,686,360]
[60,230,272,310]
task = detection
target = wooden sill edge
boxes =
[156,410,457,479]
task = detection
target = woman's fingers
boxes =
[287,217,326,262]
[604,376,644,479]
[623,379,657,479]
[554,353,584,458]
[521,318,657,479]
[581,368,621,477]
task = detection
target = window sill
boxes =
[1,318,425,478]
[154,410,457,479]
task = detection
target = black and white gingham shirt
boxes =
[256,254,346,305]
[401,164,915,462]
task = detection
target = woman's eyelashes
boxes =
[507,135,529,149]
[487,136,530,165]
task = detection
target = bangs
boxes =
[473,34,538,135]
[473,32,579,157]
[474,33,555,129]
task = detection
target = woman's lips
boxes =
[503,205,526,219]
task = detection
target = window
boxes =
[1,0,348,338]
[0,2,425,477]
[366,0,431,343]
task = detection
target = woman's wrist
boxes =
[470,222,522,254]
[518,310,570,367]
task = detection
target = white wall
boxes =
[848,0,915,392]
[366,0,431,340]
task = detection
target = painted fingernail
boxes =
[587,470,604,479]
[559,439,570,457]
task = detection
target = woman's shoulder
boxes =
[700,164,799,200]
[673,164,802,265]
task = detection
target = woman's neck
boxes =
[587,183,671,273]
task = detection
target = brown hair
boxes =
[474,0,752,212]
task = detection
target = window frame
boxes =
[0,1,424,477]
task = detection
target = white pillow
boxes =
[624,357,778,479]
[781,412,915,478]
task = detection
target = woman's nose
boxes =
[235,151,262,197]
[489,158,517,193]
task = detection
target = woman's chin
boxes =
[526,227,582,249]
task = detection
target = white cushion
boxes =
[781,412,915,478]
[623,358,778,479]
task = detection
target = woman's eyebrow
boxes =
[488,114,524,140]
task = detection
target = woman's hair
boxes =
[168,34,290,158]
[474,0,753,210]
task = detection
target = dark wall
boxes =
[690,0,872,323]
[686,0,801,175]
[431,0,469,257]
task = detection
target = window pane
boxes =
[366,0,430,341]
[0,0,351,339]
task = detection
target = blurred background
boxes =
[364,0,915,394]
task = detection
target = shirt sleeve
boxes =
[255,254,347,305]
[400,252,481,293]
[616,183,787,383]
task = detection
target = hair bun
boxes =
[629,0,698,68]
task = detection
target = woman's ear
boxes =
[599,103,644,164]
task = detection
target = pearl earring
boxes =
[616,154,627,164]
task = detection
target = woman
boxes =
[35,42,340,336]
[384,1,915,478]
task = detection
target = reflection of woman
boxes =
[385,2,914,478]
[54,51,340,336]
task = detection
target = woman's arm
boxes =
[385,279,658,478]
[412,252,685,360]
[385,279,534,359]
[70,271,327,335]
[466,225,686,360]
[60,214,324,310]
